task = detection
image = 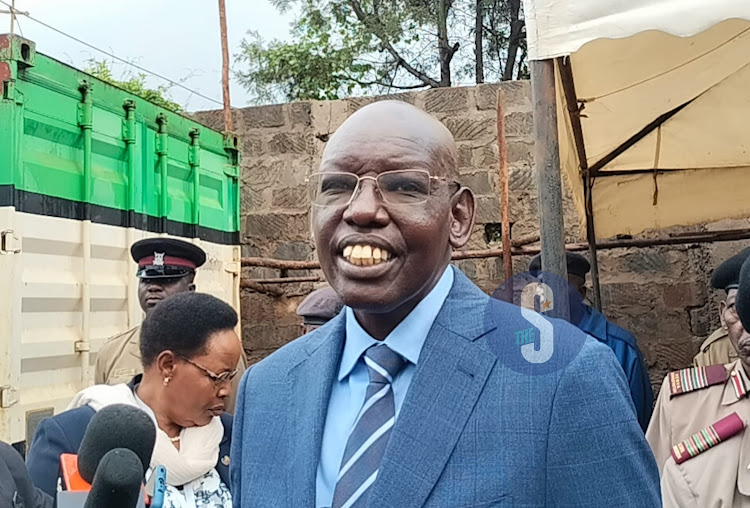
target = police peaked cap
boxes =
[131,238,206,279]
[528,251,591,279]
[710,247,750,292]
[296,287,344,325]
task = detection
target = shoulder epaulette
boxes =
[671,412,744,464]
[669,364,728,397]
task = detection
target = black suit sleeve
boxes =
[26,416,76,499]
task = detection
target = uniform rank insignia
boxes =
[669,364,728,397]
[671,412,745,464]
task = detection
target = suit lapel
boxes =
[287,317,346,507]
[368,271,497,508]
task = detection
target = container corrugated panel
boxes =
[0,35,241,444]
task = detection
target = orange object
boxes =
[59,453,91,491]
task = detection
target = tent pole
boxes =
[557,57,602,311]
[531,58,569,320]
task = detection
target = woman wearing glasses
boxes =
[27,292,242,507]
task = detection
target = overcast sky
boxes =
[0,0,296,111]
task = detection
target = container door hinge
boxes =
[224,261,240,275]
[0,386,19,408]
[0,230,20,254]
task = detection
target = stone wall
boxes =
[194,82,750,392]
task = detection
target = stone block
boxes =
[289,102,312,126]
[689,306,712,337]
[506,141,533,165]
[272,186,308,210]
[475,196,502,223]
[663,281,707,308]
[477,143,498,167]
[475,83,501,111]
[346,96,376,113]
[274,241,313,261]
[504,112,533,137]
[457,144,474,169]
[424,87,470,113]
[191,109,224,130]
[241,158,282,189]
[454,259,477,279]
[268,132,310,155]
[476,81,531,111]
[238,104,285,129]
[444,117,494,142]
[245,212,310,242]
[240,137,265,159]
[460,172,494,195]
[508,165,535,192]
[375,91,417,104]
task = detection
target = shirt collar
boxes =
[722,358,750,406]
[338,266,455,381]
[577,304,606,339]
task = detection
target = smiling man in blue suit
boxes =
[231,101,660,507]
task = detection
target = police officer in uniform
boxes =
[515,251,654,431]
[692,248,750,368]
[95,238,246,412]
[295,286,344,335]
[646,248,750,506]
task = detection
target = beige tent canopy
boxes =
[523,0,750,238]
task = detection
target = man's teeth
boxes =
[342,244,391,266]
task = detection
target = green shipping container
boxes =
[0,34,241,445]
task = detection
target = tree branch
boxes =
[346,0,441,88]
[342,74,427,90]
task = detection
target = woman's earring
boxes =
[163,377,171,386]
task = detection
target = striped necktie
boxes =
[331,344,406,508]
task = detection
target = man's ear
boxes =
[188,283,196,292]
[449,187,476,249]
[720,300,728,329]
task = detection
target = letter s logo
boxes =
[519,282,554,364]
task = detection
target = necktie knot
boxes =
[364,344,405,385]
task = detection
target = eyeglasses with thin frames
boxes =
[178,355,238,387]
[306,169,459,207]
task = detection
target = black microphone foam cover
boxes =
[77,404,156,484]
[83,448,143,508]
[737,257,750,331]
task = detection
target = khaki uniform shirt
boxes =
[694,327,738,367]
[94,325,247,413]
[646,360,750,507]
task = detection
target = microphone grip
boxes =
[149,465,167,508]
[83,448,143,508]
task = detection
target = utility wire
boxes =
[0,0,224,106]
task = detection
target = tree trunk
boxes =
[503,0,522,81]
[437,0,452,87]
[475,0,484,84]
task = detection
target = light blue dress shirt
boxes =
[315,266,454,508]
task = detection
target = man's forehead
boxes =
[321,136,437,172]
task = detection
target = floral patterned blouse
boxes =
[161,468,232,508]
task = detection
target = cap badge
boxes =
[153,252,165,266]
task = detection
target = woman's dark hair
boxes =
[140,292,238,367]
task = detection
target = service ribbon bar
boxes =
[671,412,744,464]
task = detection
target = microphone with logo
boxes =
[57,404,157,508]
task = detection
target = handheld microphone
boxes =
[60,404,156,491]
[0,441,53,508]
[83,448,144,508]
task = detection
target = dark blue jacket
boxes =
[26,377,233,499]
[577,304,654,431]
